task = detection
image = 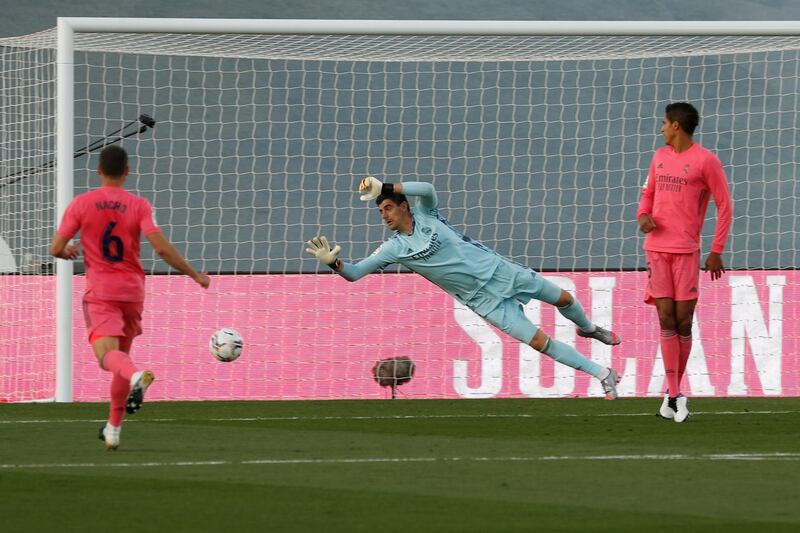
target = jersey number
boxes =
[101,222,124,263]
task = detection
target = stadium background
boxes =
[1,2,797,402]
[2,1,800,275]
[2,8,799,532]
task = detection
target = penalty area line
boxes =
[2,452,800,470]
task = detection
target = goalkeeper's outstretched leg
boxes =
[532,329,620,400]
[477,296,621,400]
[538,279,622,346]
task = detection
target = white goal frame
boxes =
[54,17,800,401]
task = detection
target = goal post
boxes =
[2,19,799,402]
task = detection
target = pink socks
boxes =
[102,350,137,381]
[661,330,680,396]
[678,334,692,388]
[102,350,138,427]
[108,373,129,426]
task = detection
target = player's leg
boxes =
[84,298,149,449]
[675,299,697,385]
[670,252,700,423]
[646,251,681,418]
[120,301,153,415]
[481,300,620,399]
[654,297,680,413]
[94,333,153,414]
[553,289,621,346]
[92,335,136,378]
[526,270,620,345]
[89,334,128,450]
[96,335,152,449]
[529,330,621,399]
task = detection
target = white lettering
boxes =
[585,277,638,397]
[728,276,785,395]
[452,300,503,398]
[519,276,576,397]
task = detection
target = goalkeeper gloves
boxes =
[359,176,395,201]
[305,236,341,269]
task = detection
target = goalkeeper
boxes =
[306,178,622,399]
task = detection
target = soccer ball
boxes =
[209,328,244,362]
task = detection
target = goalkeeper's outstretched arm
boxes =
[305,236,395,282]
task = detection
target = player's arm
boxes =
[49,234,80,260]
[146,232,210,288]
[704,155,733,281]
[50,200,80,260]
[305,236,395,282]
[359,176,439,211]
[636,162,657,233]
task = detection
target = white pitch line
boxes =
[1,410,798,425]
[2,452,800,470]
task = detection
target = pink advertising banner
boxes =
[1,271,797,401]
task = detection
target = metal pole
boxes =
[55,18,74,402]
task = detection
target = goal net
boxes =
[1,21,798,401]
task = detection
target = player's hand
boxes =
[61,243,80,260]
[305,236,341,266]
[194,272,211,289]
[705,252,725,281]
[359,176,383,201]
[638,214,656,233]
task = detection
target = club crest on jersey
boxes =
[421,226,432,235]
[683,164,690,174]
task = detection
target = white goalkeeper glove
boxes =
[305,236,342,268]
[359,176,389,201]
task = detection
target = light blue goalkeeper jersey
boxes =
[339,182,520,312]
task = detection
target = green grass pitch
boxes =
[2,398,799,532]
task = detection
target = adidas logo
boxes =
[689,286,697,293]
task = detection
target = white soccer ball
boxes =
[209,328,244,362]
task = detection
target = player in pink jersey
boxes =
[50,145,210,449]
[637,102,732,423]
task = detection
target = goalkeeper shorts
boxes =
[466,261,563,344]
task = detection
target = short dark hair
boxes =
[375,191,409,207]
[665,102,700,136]
[98,145,129,177]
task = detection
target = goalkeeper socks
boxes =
[102,350,137,381]
[678,334,692,385]
[660,330,680,396]
[541,337,604,378]
[108,373,128,427]
[557,299,594,332]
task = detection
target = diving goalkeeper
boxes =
[306,178,623,399]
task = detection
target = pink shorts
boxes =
[644,250,700,305]
[82,297,143,350]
